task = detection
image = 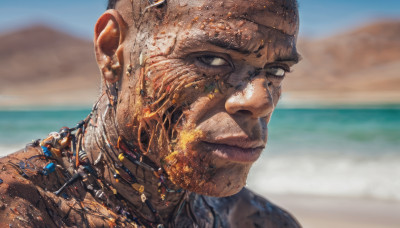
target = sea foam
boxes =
[248,151,400,201]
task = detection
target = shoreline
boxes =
[1,103,400,111]
[262,193,400,228]
[1,90,400,110]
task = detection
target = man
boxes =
[0,0,301,227]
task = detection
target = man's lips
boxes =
[201,137,265,163]
[210,136,265,149]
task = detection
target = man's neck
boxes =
[82,100,187,225]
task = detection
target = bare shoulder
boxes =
[0,148,52,227]
[0,146,125,227]
[204,188,301,228]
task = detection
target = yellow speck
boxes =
[165,151,179,165]
[118,154,125,162]
[177,128,203,151]
[132,183,144,193]
[183,166,192,173]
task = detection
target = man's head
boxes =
[107,0,118,9]
[94,0,299,197]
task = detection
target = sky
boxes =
[0,0,399,39]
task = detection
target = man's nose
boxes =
[225,77,274,118]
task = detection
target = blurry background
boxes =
[0,0,399,227]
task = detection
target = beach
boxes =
[1,107,399,227]
[264,194,400,228]
[0,3,399,226]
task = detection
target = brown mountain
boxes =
[0,21,399,108]
[0,25,99,107]
[283,20,400,104]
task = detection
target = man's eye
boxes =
[265,67,286,78]
[198,56,229,67]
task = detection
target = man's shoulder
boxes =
[0,145,38,162]
[0,146,115,227]
[0,148,33,196]
[0,147,52,227]
[204,188,301,228]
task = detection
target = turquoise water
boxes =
[0,109,91,150]
[267,108,400,156]
[1,108,399,153]
[1,108,399,200]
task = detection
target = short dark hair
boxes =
[107,0,118,9]
[107,0,299,14]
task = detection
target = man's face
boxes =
[115,0,299,197]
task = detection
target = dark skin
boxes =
[0,0,301,227]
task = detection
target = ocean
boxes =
[1,107,399,201]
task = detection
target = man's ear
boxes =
[94,10,127,84]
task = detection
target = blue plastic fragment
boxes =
[0,179,3,184]
[43,163,56,175]
[61,192,69,199]
[41,146,52,157]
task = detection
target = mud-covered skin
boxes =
[107,0,299,197]
[0,147,300,227]
[205,188,301,228]
[0,0,302,226]
[0,148,119,227]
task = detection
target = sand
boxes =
[264,193,400,228]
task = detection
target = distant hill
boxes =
[284,20,400,104]
[0,21,399,107]
[0,25,99,107]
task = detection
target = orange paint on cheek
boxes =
[162,127,220,193]
[176,128,203,152]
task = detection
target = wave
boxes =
[248,152,400,201]
[0,144,25,157]
[2,142,400,201]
